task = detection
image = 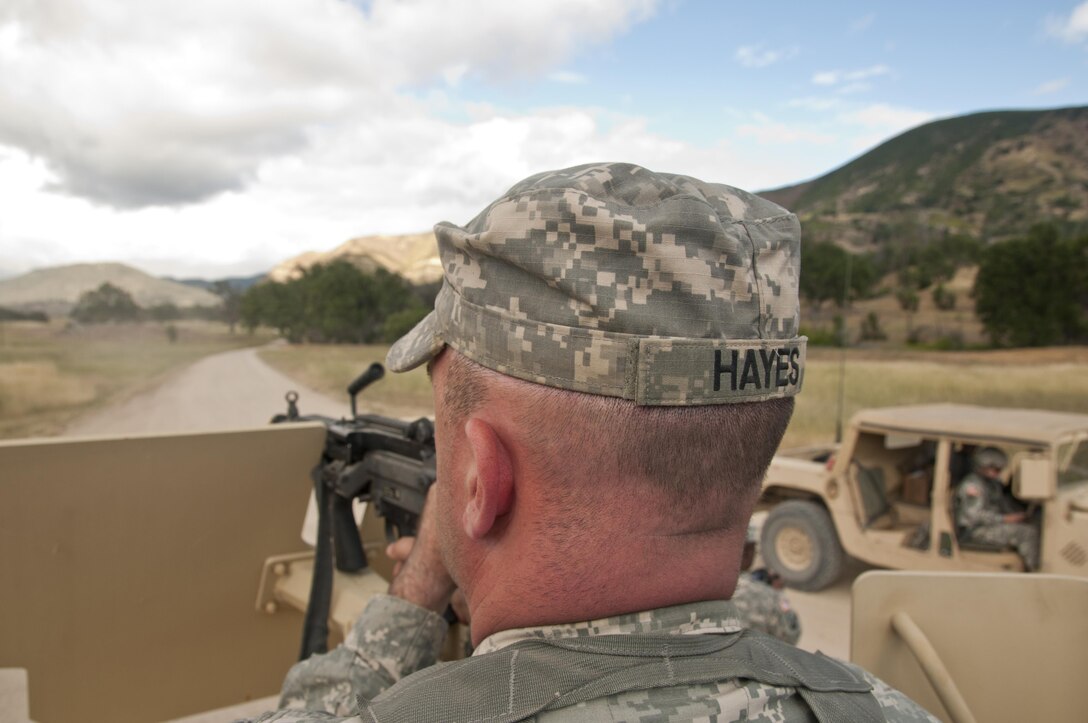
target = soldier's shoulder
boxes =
[843,661,941,721]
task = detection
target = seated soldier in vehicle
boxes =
[735,523,802,644]
[954,446,1040,571]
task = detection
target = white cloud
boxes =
[1033,77,1070,94]
[735,44,799,68]
[1046,1,1088,43]
[850,13,876,33]
[837,82,873,95]
[0,99,833,277]
[786,97,841,111]
[548,71,588,84]
[0,0,657,209]
[811,64,890,87]
[736,116,835,146]
[838,103,936,151]
[841,104,933,129]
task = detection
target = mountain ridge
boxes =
[266,232,443,285]
[0,262,220,316]
[760,105,1088,249]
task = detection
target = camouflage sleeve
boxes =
[238,710,362,722]
[731,574,802,645]
[954,478,1004,529]
[844,663,942,722]
[243,594,448,721]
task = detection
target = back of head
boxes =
[441,351,793,534]
[389,162,805,530]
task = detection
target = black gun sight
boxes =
[347,362,384,418]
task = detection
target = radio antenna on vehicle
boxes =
[834,253,852,443]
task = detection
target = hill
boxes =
[268,232,442,286]
[761,106,1088,249]
[166,274,266,293]
[0,262,220,316]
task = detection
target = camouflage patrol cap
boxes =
[387,162,806,405]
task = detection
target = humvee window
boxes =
[851,431,936,529]
[1057,438,1088,488]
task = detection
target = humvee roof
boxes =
[852,404,1088,447]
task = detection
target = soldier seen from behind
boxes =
[248,163,937,722]
[954,446,1040,571]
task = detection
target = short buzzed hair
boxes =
[443,350,792,532]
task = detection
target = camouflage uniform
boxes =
[249,594,935,722]
[248,163,936,721]
[954,471,1040,570]
[732,572,802,644]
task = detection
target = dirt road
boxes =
[61,344,859,663]
[782,561,870,659]
[63,346,349,437]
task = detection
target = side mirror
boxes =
[1014,456,1053,500]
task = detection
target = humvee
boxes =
[758,403,1088,591]
[3,401,1087,722]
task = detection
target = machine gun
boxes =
[272,362,436,660]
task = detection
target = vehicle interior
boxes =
[847,430,1037,566]
[848,430,937,542]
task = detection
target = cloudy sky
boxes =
[1,0,1086,279]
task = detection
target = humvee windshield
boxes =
[1057,437,1088,488]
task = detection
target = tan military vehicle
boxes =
[758,403,1088,591]
[851,570,1088,723]
[2,400,1086,722]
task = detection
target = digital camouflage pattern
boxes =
[954,472,1040,570]
[386,162,806,405]
[247,596,937,722]
[731,573,802,644]
[269,595,449,718]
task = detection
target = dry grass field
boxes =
[789,346,1088,446]
[257,342,1088,449]
[258,344,434,413]
[5,315,1084,446]
[0,320,274,438]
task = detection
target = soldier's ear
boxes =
[461,418,514,540]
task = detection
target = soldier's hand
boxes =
[386,536,415,578]
[1004,511,1026,523]
[387,535,471,624]
[386,486,457,615]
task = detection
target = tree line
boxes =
[66,281,238,326]
[239,261,429,344]
[66,261,430,346]
[58,225,1087,349]
[801,222,1087,347]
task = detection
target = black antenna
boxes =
[834,252,852,444]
